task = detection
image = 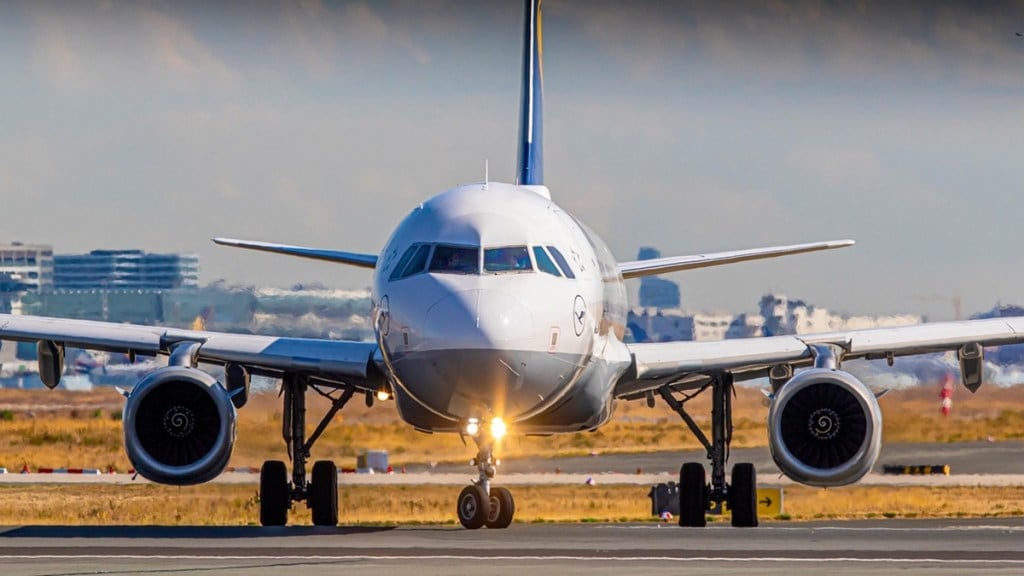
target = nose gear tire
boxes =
[457,485,490,529]
[484,486,515,529]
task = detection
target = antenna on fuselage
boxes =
[484,159,489,190]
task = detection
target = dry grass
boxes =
[0,483,1021,525]
[1,384,1024,471]
[785,485,1024,521]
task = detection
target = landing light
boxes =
[465,418,480,437]
[490,417,507,441]
[376,389,391,401]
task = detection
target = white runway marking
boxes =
[1,555,1022,565]
[602,524,1024,532]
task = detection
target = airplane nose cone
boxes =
[424,289,534,347]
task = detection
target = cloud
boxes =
[562,1,1024,89]
[25,1,237,93]
[141,10,237,88]
[271,1,435,80]
[29,12,83,89]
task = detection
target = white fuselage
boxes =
[372,182,631,434]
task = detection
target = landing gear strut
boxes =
[259,373,354,527]
[659,372,758,527]
[456,430,515,529]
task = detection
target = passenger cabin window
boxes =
[533,246,562,277]
[546,246,576,279]
[429,245,479,274]
[484,246,532,273]
[389,243,432,280]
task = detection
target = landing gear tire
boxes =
[457,485,490,529]
[310,460,339,526]
[485,486,515,529]
[260,460,289,527]
[679,462,707,527]
[729,462,758,527]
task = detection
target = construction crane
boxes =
[911,294,963,321]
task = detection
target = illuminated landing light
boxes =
[490,417,507,441]
[376,389,391,401]
[465,418,480,437]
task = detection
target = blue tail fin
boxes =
[517,0,544,186]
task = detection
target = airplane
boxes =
[2,0,1024,530]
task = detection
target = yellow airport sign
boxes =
[710,488,783,517]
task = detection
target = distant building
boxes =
[53,250,198,290]
[759,294,920,336]
[628,308,735,342]
[627,293,922,343]
[636,247,681,308]
[0,242,54,291]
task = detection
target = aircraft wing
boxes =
[213,238,378,269]
[0,314,380,387]
[615,317,1024,398]
[617,240,854,279]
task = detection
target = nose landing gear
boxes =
[456,428,515,529]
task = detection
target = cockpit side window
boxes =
[389,244,420,281]
[401,244,432,278]
[429,245,480,274]
[484,246,532,273]
[533,246,562,277]
[546,246,576,279]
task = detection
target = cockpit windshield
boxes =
[484,246,532,273]
[429,245,480,274]
[389,242,579,280]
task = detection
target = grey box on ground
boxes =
[357,450,389,473]
[648,482,680,516]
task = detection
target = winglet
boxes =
[212,238,377,269]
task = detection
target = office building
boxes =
[53,250,199,290]
[0,242,54,291]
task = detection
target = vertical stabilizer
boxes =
[517,0,544,186]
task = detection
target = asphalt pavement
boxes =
[1,519,1022,575]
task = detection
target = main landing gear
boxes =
[658,372,759,528]
[259,373,355,527]
[456,428,515,529]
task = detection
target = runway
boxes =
[1,519,1022,575]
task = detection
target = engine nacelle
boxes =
[123,366,237,485]
[768,368,882,487]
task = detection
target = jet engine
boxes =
[767,368,882,487]
[122,366,237,485]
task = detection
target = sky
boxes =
[2,0,1023,320]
